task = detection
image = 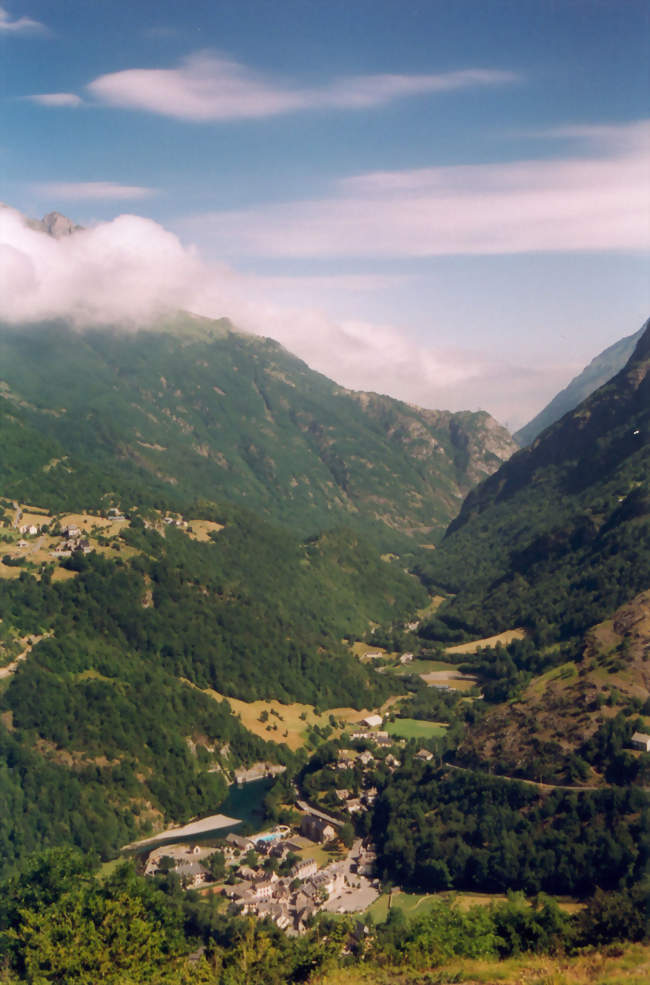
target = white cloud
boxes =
[0,5,45,33]
[182,120,650,258]
[28,93,83,108]
[33,182,158,201]
[0,204,574,426]
[87,51,517,121]
[0,205,203,325]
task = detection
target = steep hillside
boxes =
[0,316,516,547]
[515,321,646,446]
[0,495,428,877]
[456,590,650,783]
[416,320,650,642]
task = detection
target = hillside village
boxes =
[0,501,224,581]
[132,721,429,933]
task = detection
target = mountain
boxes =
[26,210,82,238]
[416,319,650,644]
[515,321,647,446]
[410,321,650,789]
[0,315,516,548]
[0,485,429,877]
[456,589,650,784]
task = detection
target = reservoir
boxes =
[218,776,274,833]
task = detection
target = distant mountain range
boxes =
[515,321,647,446]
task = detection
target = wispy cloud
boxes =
[87,52,517,121]
[0,204,575,426]
[28,93,83,108]
[182,120,650,257]
[33,182,158,201]
[0,5,45,33]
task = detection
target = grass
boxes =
[419,671,478,693]
[415,594,447,618]
[385,719,448,740]
[350,641,396,662]
[445,628,526,655]
[393,659,458,676]
[312,945,650,985]
[186,519,224,542]
[526,661,578,698]
[201,687,376,750]
[96,857,125,882]
[365,889,584,924]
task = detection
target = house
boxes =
[226,833,254,852]
[257,901,290,928]
[385,754,401,769]
[415,748,434,762]
[291,857,318,880]
[362,714,383,729]
[175,861,208,888]
[400,652,414,664]
[630,732,650,752]
[300,814,337,843]
[358,750,374,766]
[253,880,275,901]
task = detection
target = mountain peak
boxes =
[38,211,82,238]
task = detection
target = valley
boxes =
[0,313,647,984]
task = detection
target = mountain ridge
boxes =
[0,315,517,546]
[515,320,647,446]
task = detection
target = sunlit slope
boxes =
[0,315,516,546]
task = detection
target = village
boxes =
[135,714,440,935]
[0,501,226,580]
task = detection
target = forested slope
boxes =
[0,316,516,546]
[416,320,650,642]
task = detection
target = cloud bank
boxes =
[0,205,576,426]
[87,52,517,121]
[183,120,650,258]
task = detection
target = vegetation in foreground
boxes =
[0,849,647,985]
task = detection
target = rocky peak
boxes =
[40,211,81,238]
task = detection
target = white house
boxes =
[630,732,650,752]
[362,714,383,729]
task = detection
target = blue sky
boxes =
[1,0,648,427]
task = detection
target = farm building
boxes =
[630,732,650,752]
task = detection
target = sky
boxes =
[1,0,648,429]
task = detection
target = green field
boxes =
[366,889,583,924]
[393,659,457,676]
[385,719,447,740]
